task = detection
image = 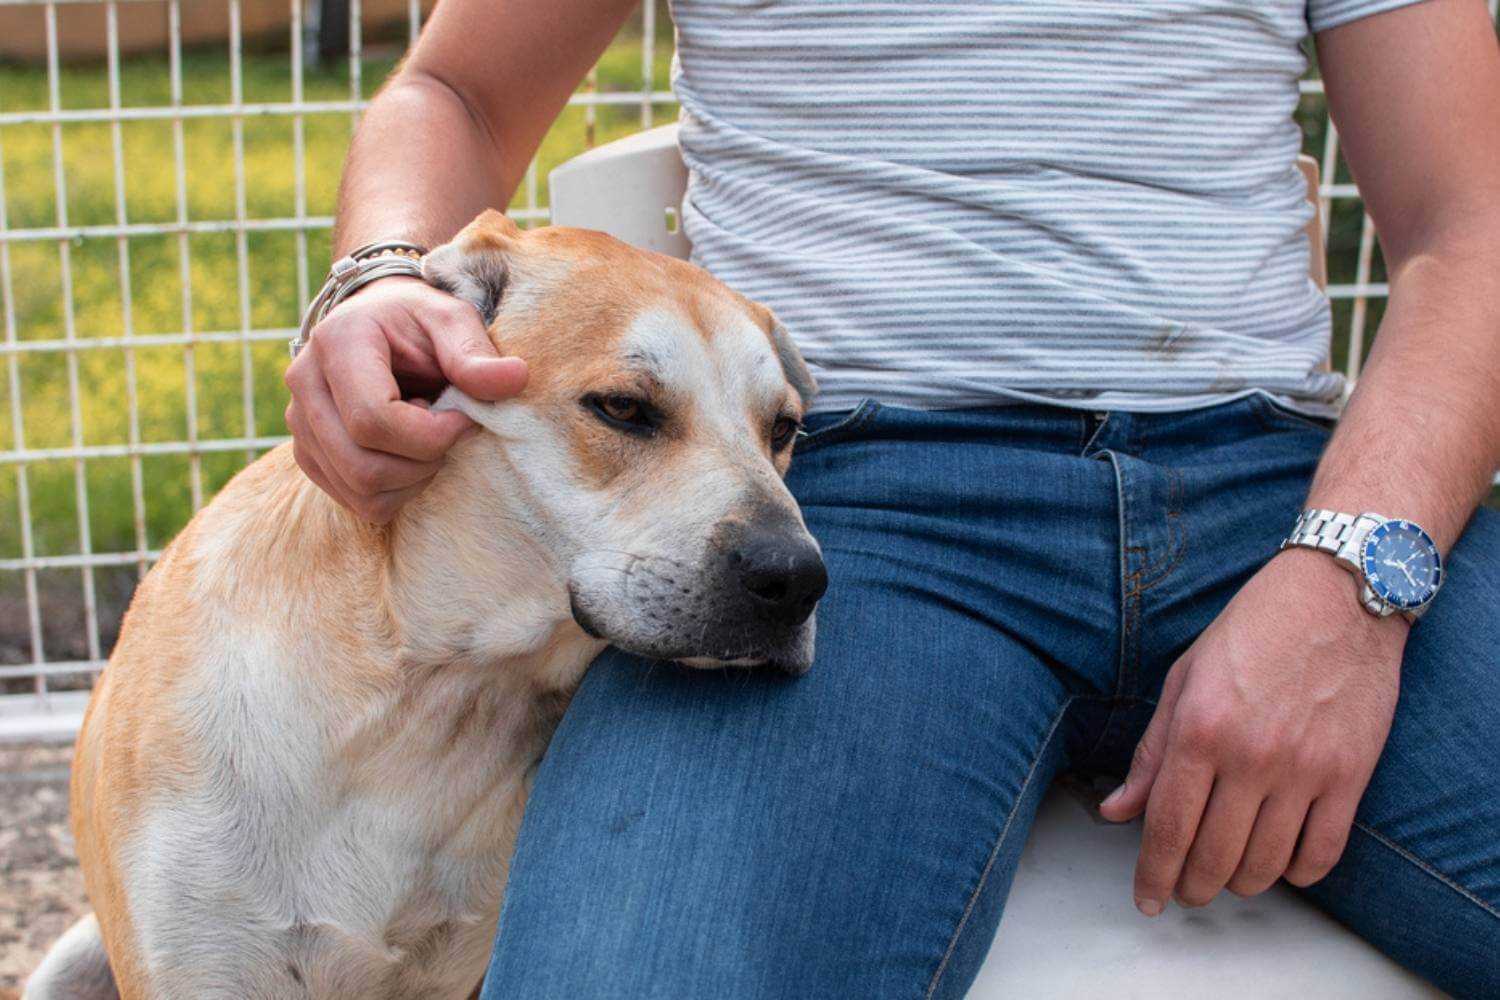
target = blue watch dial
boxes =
[1361,520,1442,611]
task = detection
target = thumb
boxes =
[1099,660,1189,823]
[429,311,529,402]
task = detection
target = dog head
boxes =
[422,210,824,674]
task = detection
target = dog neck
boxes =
[380,419,603,689]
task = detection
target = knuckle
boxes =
[1182,852,1235,893]
[344,459,387,496]
[309,316,347,353]
[1284,862,1330,888]
[1130,739,1157,775]
[344,403,389,445]
[1230,731,1284,772]
[1175,884,1217,908]
[1302,835,1347,873]
[284,357,313,392]
[436,299,474,325]
[1176,714,1226,758]
[1227,867,1278,898]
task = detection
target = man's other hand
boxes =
[1098,548,1405,915]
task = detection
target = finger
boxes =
[1175,779,1264,906]
[425,307,529,402]
[1228,794,1311,897]
[287,401,355,506]
[1285,792,1358,888]
[288,393,433,522]
[1133,748,1214,917]
[315,322,476,461]
[353,478,440,526]
[301,368,445,499]
[291,437,351,510]
[1100,662,1190,823]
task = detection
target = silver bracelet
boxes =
[290,241,428,358]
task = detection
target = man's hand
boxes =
[284,276,528,522]
[1098,548,1406,915]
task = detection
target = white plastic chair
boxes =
[548,124,1441,1000]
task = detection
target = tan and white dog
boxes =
[27,211,826,1000]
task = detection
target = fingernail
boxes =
[1136,897,1164,918]
[1101,784,1125,808]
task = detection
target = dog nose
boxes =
[732,530,828,625]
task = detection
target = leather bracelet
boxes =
[289,240,429,358]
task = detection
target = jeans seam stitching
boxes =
[1134,468,1185,594]
[1106,450,1132,699]
[796,400,879,454]
[1251,393,1336,436]
[1351,820,1500,922]
[924,696,1075,1000]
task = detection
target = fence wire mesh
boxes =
[0,0,1495,740]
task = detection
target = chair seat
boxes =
[968,788,1442,999]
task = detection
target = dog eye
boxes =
[770,416,801,451]
[584,393,657,435]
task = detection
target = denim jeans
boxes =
[479,395,1500,999]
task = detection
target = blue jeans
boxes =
[480,396,1500,999]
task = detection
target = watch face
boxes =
[1362,520,1442,611]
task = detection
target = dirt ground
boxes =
[0,742,89,1000]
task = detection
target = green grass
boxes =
[0,22,675,569]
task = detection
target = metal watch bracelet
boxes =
[290,241,428,359]
[1281,508,1390,617]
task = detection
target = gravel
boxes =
[0,742,90,999]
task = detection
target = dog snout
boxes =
[730,528,827,626]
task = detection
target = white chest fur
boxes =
[122,636,587,1000]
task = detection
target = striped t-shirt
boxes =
[671,0,1424,416]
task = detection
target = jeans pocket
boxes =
[794,398,882,454]
[1251,393,1337,436]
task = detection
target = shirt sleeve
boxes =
[1306,0,1435,33]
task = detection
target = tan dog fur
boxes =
[27,212,820,1000]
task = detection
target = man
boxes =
[283,0,1500,996]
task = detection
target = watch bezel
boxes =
[1360,518,1442,612]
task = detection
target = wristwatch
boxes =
[1281,509,1443,622]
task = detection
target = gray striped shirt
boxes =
[671,0,1424,416]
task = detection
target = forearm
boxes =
[332,71,519,256]
[1305,220,1500,551]
[330,0,636,257]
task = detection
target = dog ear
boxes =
[421,209,518,326]
[769,315,817,407]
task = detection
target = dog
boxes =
[26,210,826,1000]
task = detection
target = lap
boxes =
[481,549,1067,999]
[480,407,1122,999]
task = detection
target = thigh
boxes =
[480,542,1071,1000]
[1301,507,1500,998]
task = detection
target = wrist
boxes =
[1271,546,1411,641]
[293,244,430,358]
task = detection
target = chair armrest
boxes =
[548,123,691,261]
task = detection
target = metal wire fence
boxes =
[0,0,1495,742]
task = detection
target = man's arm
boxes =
[285,0,637,520]
[1099,0,1500,914]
